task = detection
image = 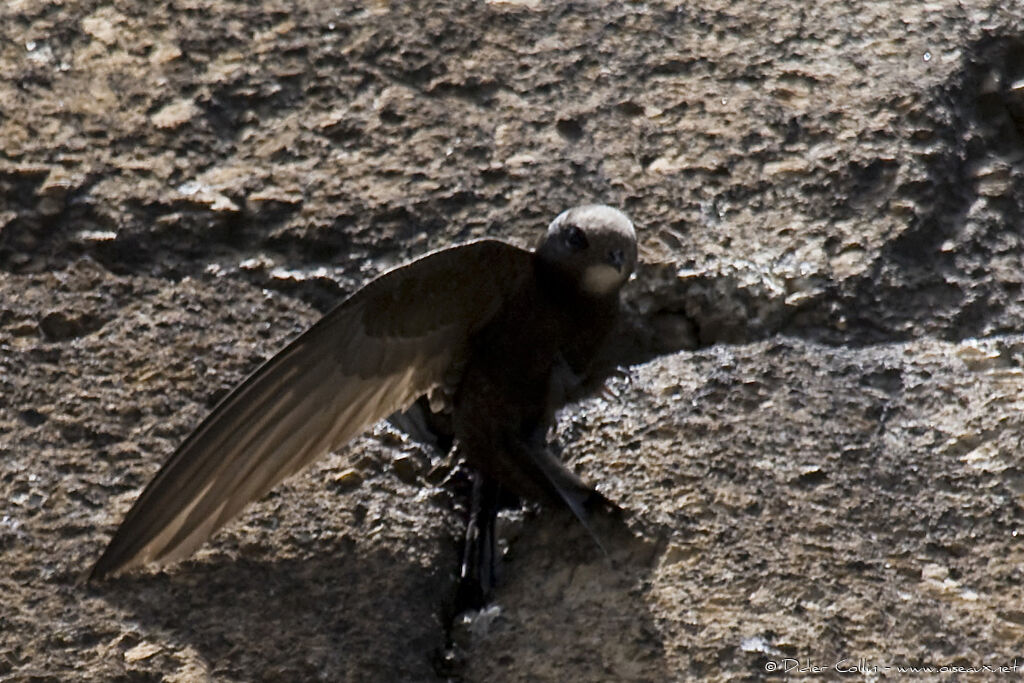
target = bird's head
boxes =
[536,205,638,297]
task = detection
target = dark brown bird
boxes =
[89,205,638,597]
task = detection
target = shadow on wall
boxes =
[88,504,672,681]
[90,544,452,681]
[838,34,1024,343]
[466,507,673,682]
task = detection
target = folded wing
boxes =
[90,240,533,579]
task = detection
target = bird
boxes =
[89,204,638,602]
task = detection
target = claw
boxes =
[599,366,632,401]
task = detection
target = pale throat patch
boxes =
[582,263,625,295]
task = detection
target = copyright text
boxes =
[763,658,1022,675]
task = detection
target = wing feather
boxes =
[90,240,533,578]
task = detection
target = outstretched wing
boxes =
[90,240,533,579]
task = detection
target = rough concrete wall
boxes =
[3,0,1024,680]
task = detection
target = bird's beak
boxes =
[607,249,625,273]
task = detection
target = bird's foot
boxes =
[599,365,633,401]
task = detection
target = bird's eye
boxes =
[562,225,589,251]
